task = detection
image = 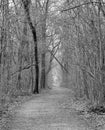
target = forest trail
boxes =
[11,87,90,130]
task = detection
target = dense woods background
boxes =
[1,0,105,124]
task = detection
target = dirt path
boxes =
[11,87,91,130]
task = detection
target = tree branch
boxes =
[48,50,70,75]
[11,63,36,76]
[61,1,105,12]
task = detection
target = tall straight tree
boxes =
[0,0,9,95]
[0,0,8,81]
[22,0,39,93]
[17,14,28,90]
[40,0,49,88]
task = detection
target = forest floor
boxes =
[8,86,94,130]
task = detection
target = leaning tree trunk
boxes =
[22,0,39,93]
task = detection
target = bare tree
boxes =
[22,0,39,93]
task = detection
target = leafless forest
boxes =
[1,0,105,130]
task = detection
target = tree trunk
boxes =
[17,15,27,90]
[40,0,49,89]
[40,53,46,88]
[22,0,39,93]
[82,70,89,99]
[0,0,8,81]
[40,22,46,88]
